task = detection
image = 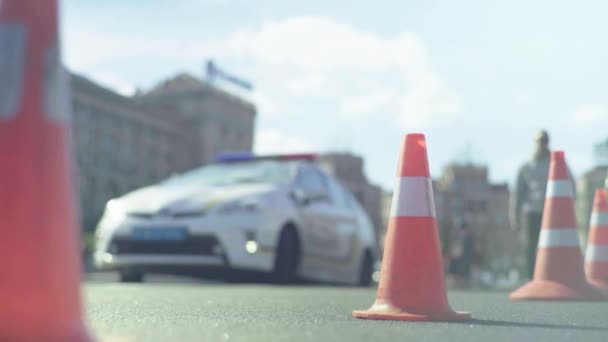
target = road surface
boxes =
[85,274,608,342]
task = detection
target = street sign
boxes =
[206,60,253,91]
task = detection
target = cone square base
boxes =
[510,280,606,301]
[352,305,471,322]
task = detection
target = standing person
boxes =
[459,223,475,287]
[511,130,552,279]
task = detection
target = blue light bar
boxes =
[216,151,255,163]
[216,152,319,163]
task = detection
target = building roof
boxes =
[70,72,135,109]
[145,73,204,94]
[69,72,192,131]
[140,72,256,114]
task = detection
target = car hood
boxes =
[115,182,277,215]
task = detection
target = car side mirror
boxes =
[291,188,308,205]
[291,188,328,206]
[306,190,329,202]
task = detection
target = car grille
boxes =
[110,235,220,256]
[127,211,205,219]
[127,212,155,219]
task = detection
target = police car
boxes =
[94,153,377,285]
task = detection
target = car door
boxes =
[323,177,358,261]
[292,164,337,259]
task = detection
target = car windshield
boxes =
[162,160,295,187]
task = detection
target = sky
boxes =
[61,0,608,190]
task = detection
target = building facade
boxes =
[575,137,608,248]
[434,163,520,276]
[576,165,608,247]
[70,72,256,231]
[136,73,256,166]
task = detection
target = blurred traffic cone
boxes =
[0,0,92,340]
[353,134,470,321]
[510,151,604,301]
[585,189,608,292]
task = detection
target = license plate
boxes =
[131,227,187,241]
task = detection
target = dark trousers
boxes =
[524,212,543,278]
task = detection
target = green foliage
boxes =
[83,230,96,254]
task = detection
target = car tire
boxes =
[119,270,144,283]
[358,251,374,287]
[272,226,300,284]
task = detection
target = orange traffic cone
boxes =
[510,151,604,301]
[585,189,608,291]
[0,0,92,340]
[353,133,470,321]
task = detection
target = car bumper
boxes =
[94,253,225,268]
[94,213,277,272]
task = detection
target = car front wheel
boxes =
[358,251,374,287]
[119,270,144,283]
[272,226,300,284]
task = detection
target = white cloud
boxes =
[400,70,461,126]
[515,92,532,105]
[224,17,460,127]
[255,129,316,154]
[572,105,608,125]
[63,15,459,128]
[286,73,327,96]
[202,0,232,5]
[252,91,279,117]
[64,29,142,70]
[88,71,136,96]
[63,28,219,71]
[340,91,393,118]
[228,17,427,70]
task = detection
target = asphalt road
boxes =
[85,274,608,342]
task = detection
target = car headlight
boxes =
[215,198,260,215]
[96,199,126,231]
[106,199,123,212]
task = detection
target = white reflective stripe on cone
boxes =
[389,176,436,218]
[586,245,608,261]
[0,24,26,119]
[546,180,574,198]
[538,228,580,248]
[590,212,608,226]
[44,45,71,123]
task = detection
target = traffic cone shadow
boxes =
[510,151,604,301]
[353,133,470,321]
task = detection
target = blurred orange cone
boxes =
[353,133,470,321]
[510,151,604,301]
[0,0,92,340]
[585,189,608,292]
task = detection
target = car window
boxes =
[296,165,328,194]
[163,160,295,187]
[343,188,360,211]
[326,177,349,209]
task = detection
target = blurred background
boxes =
[60,0,608,288]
